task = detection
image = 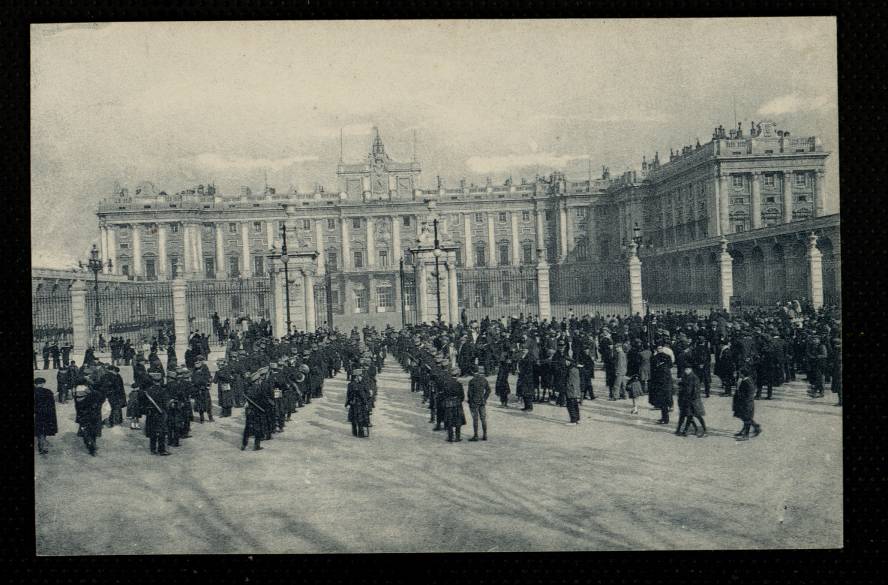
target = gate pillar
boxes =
[718,237,734,312]
[172,278,189,361]
[807,232,824,310]
[628,242,644,316]
[536,250,552,322]
[70,280,89,363]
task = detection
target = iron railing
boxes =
[32,283,73,345]
[549,261,629,319]
[185,278,271,337]
[457,266,539,324]
[85,281,174,344]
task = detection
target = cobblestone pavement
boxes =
[34,362,842,554]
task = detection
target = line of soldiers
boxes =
[37,340,73,370]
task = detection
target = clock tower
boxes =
[336,127,422,201]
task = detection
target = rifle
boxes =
[244,395,267,413]
[144,390,164,414]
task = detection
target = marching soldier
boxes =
[346,367,371,438]
[73,377,102,456]
[34,377,58,455]
[191,356,214,423]
[442,368,467,443]
[106,365,126,427]
[215,358,234,417]
[241,369,266,451]
[467,366,490,441]
[141,371,171,455]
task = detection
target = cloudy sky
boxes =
[31,18,838,269]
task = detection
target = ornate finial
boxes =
[719,236,729,253]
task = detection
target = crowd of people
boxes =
[35,300,841,456]
[33,315,390,456]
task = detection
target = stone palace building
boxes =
[87,121,838,334]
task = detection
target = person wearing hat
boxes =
[105,365,126,428]
[164,368,184,446]
[191,356,214,423]
[517,346,535,412]
[690,333,713,399]
[831,334,842,406]
[214,358,234,418]
[467,365,491,440]
[140,371,171,455]
[733,365,762,440]
[73,380,102,456]
[34,377,57,455]
[563,356,582,425]
[675,366,706,437]
[269,363,287,433]
[442,369,467,443]
[241,369,267,451]
[494,355,512,408]
[649,343,674,425]
[345,367,371,438]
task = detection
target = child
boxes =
[626,374,643,415]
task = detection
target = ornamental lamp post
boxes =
[79,244,112,349]
[279,223,292,336]
[433,219,443,324]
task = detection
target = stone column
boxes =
[391,215,401,263]
[266,221,275,250]
[158,223,168,280]
[269,260,286,336]
[107,226,118,275]
[182,223,192,275]
[718,173,730,236]
[447,252,460,325]
[393,269,403,326]
[463,213,473,268]
[99,225,109,273]
[534,201,545,251]
[171,278,189,361]
[303,269,316,332]
[340,215,351,271]
[718,237,734,312]
[315,220,325,275]
[814,170,825,217]
[194,224,205,277]
[783,170,794,224]
[215,223,226,279]
[417,260,429,323]
[510,211,521,265]
[628,242,643,316]
[559,200,569,261]
[536,251,552,321]
[70,280,89,360]
[832,240,842,307]
[131,224,143,277]
[366,217,376,268]
[486,212,496,266]
[241,222,252,277]
[751,172,762,230]
[806,232,824,310]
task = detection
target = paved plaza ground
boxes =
[34,359,842,554]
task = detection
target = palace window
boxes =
[450,214,461,226]
[253,256,264,275]
[376,286,394,311]
[120,243,129,249]
[378,249,389,267]
[403,216,411,227]
[145,260,156,280]
[169,256,180,279]
[765,196,776,203]
[453,245,463,267]
[545,210,553,221]
[522,242,534,264]
[354,289,369,314]
[302,219,311,230]
[327,218,336,230]
[170,224,179,234]
[475,244,487,267]
[204,257,215,279]
[228,256,239,278]
[731,197,746,205]
[795,173,807,186]
[764,174,775,187]
[499,242,510,266]
[734,223,745,233]
[229,223,238,233]
[327,250,338,272]
[253,221,262,233]
[576,208,586,218]
[498,212,507,223]
[404,249,413,265]
[732,175,743,188]
[121,264,130,277]
[474,212,483,224]
[352,218,362,229]
[796,195,808,202]
[353,250,364,269]
[575,238,588,261]
[522,210,530,222]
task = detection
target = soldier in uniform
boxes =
[191,356,214,423]
[105,365,126,427]
[517,346,535,411]
[215,358,234,417]
[442,368,467,443]
[141,371,171,455]
[164,369,183,447]
[55,362,68,404]
[675,366,706,437]
[733,366,762,440]
[242,369,266,451]
[34,377,58,455]
[494,357,511,407]
[269,363,287,433]
[346,367,371,438]
[73,379,102,456]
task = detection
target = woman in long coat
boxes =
[495,358,511,407]
[733,366,761,440]
[34,377,58,454]
[676,367,706,437]
[649,347,674,425]
[442,375,467,442]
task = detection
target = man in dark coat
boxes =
[55,365,68,404]
[214,358,234,417]
[42,342,50,370]
[733,366,762,440]
[141,371,171,455]
[73,382,102,456]
[106,365,126,427]
[242,370,267,450]
[676,366,706,437]
[467,366,490,441]
[649,345,674,425]
[517,347,535,411]
[691,335,712,398]
[494,358,511,407]
[34,377,58,455]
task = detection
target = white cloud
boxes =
[188,152,319,172]
[757,93,834,117]
[466,152,590,174]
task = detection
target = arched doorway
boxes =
[818,237,837,306]
[771,244,786,304]
[785,241,808,302]
[749,246,765,306]
[731,250,746,305]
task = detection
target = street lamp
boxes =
[79,244,112,348]
[432,219,443,323]
[279,223,292,336]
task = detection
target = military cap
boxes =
[177,366,190,374]
[149,371,163,380]
[74,386,91,397]
[167,369,179,379]
[34,377,46,384]
[352,368,363,375]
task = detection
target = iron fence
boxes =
[400,262,418,325]
[457,266,539,324]
[549,261,629,319]
[86,281,174,344]
[185,278,271,337]
[641,253,720,311]
[32,283,73,345]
